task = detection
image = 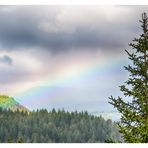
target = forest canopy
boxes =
[0,108,121,143]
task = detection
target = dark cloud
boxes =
[0,55,13,65]
[0,6,147,53]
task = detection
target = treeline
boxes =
[0,108,121,143]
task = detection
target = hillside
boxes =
[0,95,122,143]
[0,95,28,112]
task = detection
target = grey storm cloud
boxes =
[0,55,13,65]
[0,6,147,53]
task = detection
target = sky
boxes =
[0,5,148,113]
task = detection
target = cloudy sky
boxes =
[0,5,147,113]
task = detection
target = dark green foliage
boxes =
[105,139,115,143]
[17,137,24,143]
[0,108,121,143]
[109,13,148,143]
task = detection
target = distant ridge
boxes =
[0,95,28,112]
[91,111,121,121]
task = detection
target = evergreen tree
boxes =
[109,13,148,143]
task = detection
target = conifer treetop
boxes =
[109,13,148,143]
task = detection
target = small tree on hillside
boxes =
[109,13,148,143]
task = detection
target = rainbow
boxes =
[15,53,127,109]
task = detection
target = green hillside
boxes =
[0,95,121,143]
[0,95,28,112]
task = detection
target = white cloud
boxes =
[38,6,133,34]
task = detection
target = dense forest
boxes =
[0,108,121,143]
